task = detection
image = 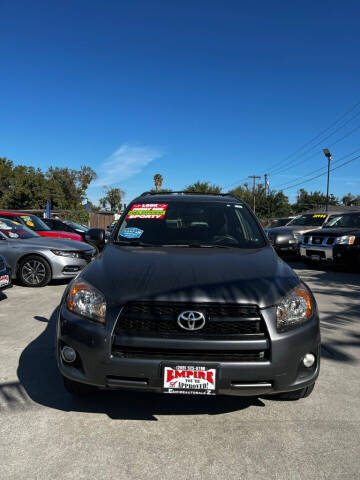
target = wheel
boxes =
[273,383,315,400]
[18,255,52,287]
[62,376,97,396]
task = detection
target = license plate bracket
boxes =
[162,364,218,395]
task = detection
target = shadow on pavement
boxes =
[16,309,264,419]
[0,291,8,301]
[288,259,360,363]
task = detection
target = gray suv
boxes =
[266,213,332,254]
[57,193,320,400]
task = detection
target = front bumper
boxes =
[57,304,320,396]
[300,244,359,264]
[50,256,91,279]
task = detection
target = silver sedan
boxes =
[0,218,96,287]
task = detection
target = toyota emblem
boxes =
[177,311,206,331]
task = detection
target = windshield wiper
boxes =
[113,241,234,248]
[160,243,233,249]
[113,240,155,247]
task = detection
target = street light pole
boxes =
[323,149,332,212]
[264,173,270,216]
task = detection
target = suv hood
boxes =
[82,245,300,308]
[267,225,322,235]
[305,227,360,237]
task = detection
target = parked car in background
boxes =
[0,218,96,287]
[43,218,89,241]
[105,220,118,242]
[266,212,331,254]
[0,212,84,242]
[0,254,11,291]
[265,216,296,229]
[58,192,320,400]
[300,211,360,267]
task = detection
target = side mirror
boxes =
[85,228,105,247]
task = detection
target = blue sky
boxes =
[1,0,360,204]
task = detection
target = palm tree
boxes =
[184,181,222,194]
[153,173,164,192]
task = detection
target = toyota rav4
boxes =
[57,192,320,400]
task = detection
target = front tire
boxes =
[18,255,52,287]
[273,383,315,400]
[63,376,97,396]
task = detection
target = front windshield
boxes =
[0,219,39,239]
[287,214,327,227]
[267,218,291,228]
[19,215,50,232]
[326,214,360,229]
[64,220,89,232]
[116,201,266,248]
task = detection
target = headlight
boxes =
[335,235,355,245]
[276,283,313,332]
[67,278,106,323]
[52,250,81,258]
[293,232,304,244]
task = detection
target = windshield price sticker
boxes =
[120,227,144,239]
[127,204,168,219]
[313,214,326,218]
[163,365,217,395]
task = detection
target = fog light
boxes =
[303,353,315,368]
[61,346,76,363]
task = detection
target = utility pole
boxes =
[248,175,261,213]
[323,149,332,212]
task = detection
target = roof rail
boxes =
[139,191,239,199]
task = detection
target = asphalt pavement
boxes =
[0,261,359,479]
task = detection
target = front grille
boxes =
[312,236,324,245]
[112,346,267,362]
[114,302,266,338]
[304,236,334,246]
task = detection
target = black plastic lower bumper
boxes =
[57,304,320,396]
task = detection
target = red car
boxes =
[0,212,84,242]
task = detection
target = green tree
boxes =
[99,187,125,212]
[0,157,14,206]
[342,193,355,206]
[185,181,222,194]
[45,166,97,209]
[341,192,360,206]
[0,156,97,211]
[292,189,339,213]
[1,165,48,209]
[230,183,292,219]
[153,173,164,192]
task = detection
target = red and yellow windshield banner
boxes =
[126,203,168,219]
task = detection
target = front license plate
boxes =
[163,365,217,395]
[0,275,10,287]
[310,255,321,261]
